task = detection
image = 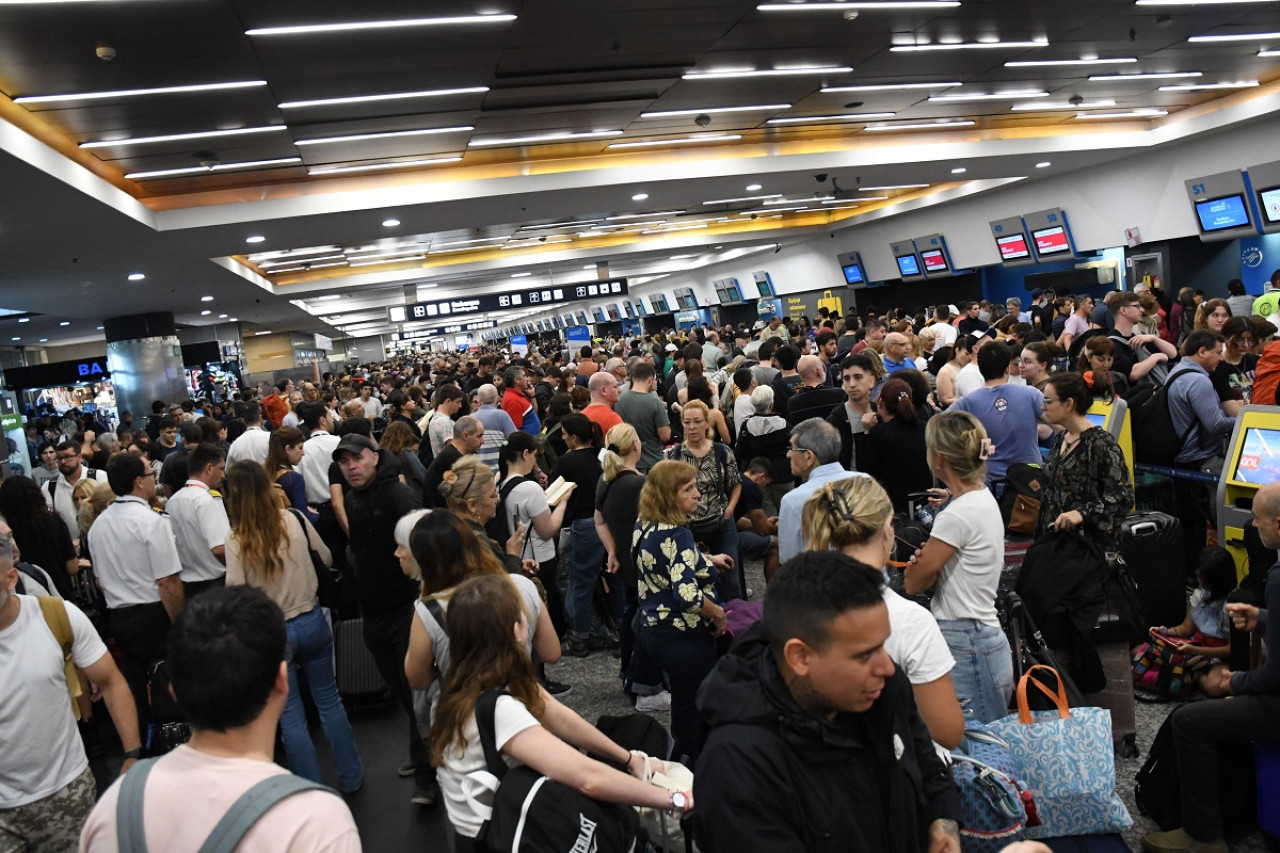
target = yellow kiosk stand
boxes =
[1216,405,1280,583]
[1087,397,1135,491]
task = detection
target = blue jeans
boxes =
[568,517,610,638]
[280,607,364,791]
[737,530,772,562]
[937,618,1014,724]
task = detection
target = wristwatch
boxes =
[669,792,688,812]
[122,748,144,760]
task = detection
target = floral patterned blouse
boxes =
[633,521,718,631]
[1034,426,1134,550]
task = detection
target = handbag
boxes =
[998,463,1044,535]
[633,753,694,852]
[988,665,1133,838]
[285,509,344,610]
[951,717,1039,852]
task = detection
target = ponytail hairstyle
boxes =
[439,455,495,515]
[498,431,539,480]
[877,378,917,426]
[559,412,602,450]
[801,476,894,553]
[924,410,989,485]
[601,423,638,483]
[1045,372,1092,418]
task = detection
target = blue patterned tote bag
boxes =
[988,665,1132,838]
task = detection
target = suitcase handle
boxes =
[1129,521,1157,537]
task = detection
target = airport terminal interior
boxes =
[4,0,1280,850]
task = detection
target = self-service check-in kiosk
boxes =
[1087,397,1134,494]
[1217,405,1280,583]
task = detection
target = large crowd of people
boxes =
[5,274,1280,853]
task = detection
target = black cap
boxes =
[333,434,376,459]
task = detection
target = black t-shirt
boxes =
[1210,354,1258,404]
[957,317,988,336]
[552,448,603,521]
[15,514,77,598]
[770,372,805,414]
[595,470,646,585]
[734,475,764,522]
[1108,331,1139,383]
[423,444,463,508]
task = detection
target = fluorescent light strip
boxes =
[347,248,430,260]
[822,81,960,92]
[758,1,961,8]
[125,157,301,180]
[317,294,345,301]
[826,195,886,201]
[469,130,623,147]
[348,254,426,267]
[261,253,346,267]
[891,39,1048,52]
[860,183,929,190]
[702,193,783,204]
[1261,49,1280,57]
[1074,109,1168,119]
[246,14,517,36]
[1011,99,1115,111]
[742,205,809,213]
[280,87,487,109]
[346,240,424,254]
[294,126,473,145]
[799,204,861,212]
[1005,57,1136,67]
[248,246,341,261]
[1139,0,1272,3]
[1089,71,1201,80]
[518,219,601,230]
[307,156,462,175]
[82,125,286,148]
[864,120,975,130]
[16,80,266,105]
[929,90,1048,102]
[502,237,573,249]
[642,223,708,233]
[1159,81,1259,91]
[298,261,348,270]
[605,210,685,220]
[430,236,509,248]
[1188,31,1280,42]
[765,195,834,204]
[607,135,741,148]
[640,104,790,118]
[766,112,895,124]
[683,66,852,80]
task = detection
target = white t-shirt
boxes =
[80,745,360,852]
[502,476,555,564]
[0,595,107,807]
[954,362,985,399]
[439,694,541,839]
[733,394,757,438]
[924,321,958,348]
[926,489,1005,627]
[883,588,955,685]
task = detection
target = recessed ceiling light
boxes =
[891,39,1049,52]
[81,126,287,149]
[125,157,301,180]
[469,129,623,147]
[201,295,214,301]
[245,235,266,244]
[821,82,960,92]
[128,273,145,281]
[1159,81,1259,91]
[746,184,763,191]
[758,1,961,8]
[1005,57,1136,67]
[1188,31,1280,42]
[929,91,1048,102]
[511,272,533,278]
[307,156,463,175]
[702,193,784,204]
[15,80,268,105]
[17,318,28,323]
[59,321,70,326]
[10,337,18,342]
[951,167,967,174]
[279,87,488,110]
[229,318,237,322]
[382,218,401,227]
[766,112,896,124]
[294,126,474,145]
[864,120,976,130]
[1074,109,1168,119]
[1011,99,1116,111]
[640,104,790,118]
[632,193,650,202]
[39,338,47,343]
[97,325,104,330]
[200,310,211,316]
[1036,161,1052,168]
[219,314,228,318]
[1088,71,1201,80]
[607,134,741,148]
[682,66,853,80]
[245,14,517,37]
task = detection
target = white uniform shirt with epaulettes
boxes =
[165,480,231,584]
[85,496,182,609]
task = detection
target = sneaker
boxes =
[561,636,590,658]
[410,784,439,807]
[397,759,416,778]
[1141,827,1227,853]
[542,679,573,697]
[635,691,672,713]
[586,633,620,651]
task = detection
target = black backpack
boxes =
[474,691,645,852]
[1128,369,1198,465]
[484,474,537,545]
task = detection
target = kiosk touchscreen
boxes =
[1217,405,1280,582]
[1086,397,1134,495]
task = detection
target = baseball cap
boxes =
[1030,288,1044,299]
[333,434,376,459]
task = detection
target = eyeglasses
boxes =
[786,445,812,455]
[1042,397,1059,405]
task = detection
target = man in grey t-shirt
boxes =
[612,361,671,472]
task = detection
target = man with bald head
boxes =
[1142,480,1280,853]
[583,370,623,434]
[785,354,847,427]
[881,331,913,374]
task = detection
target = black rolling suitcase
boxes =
[333,618,390,702]
[1118,512,1187,630]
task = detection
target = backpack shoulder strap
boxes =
[1163,368,1202,445]
[424,597,448,637]
[474,690,511,780]
[37,595,83,718]
[47,478,57,502]
[115,757,161,853]
[196,774,334,853]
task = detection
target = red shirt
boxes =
[583,403,622,436]
[501,387,532,428]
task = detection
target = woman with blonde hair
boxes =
[431,574,690,852]
[801,476,964,749]
[630,459,733,760]
[905,411,1013,723]
[439,455,527,575]
[223,460,363,791]
[265,426,315,521]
